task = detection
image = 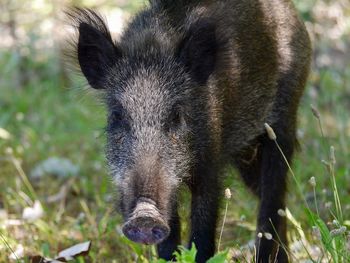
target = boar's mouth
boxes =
[122,200,170,245]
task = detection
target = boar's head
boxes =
[68,8,218,244]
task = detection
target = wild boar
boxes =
[67,0,311,262]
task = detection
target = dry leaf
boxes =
[55,241,91,261]
[30,241,91,263]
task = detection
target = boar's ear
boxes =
[69,8,121,89]
[176,19,217,85]
[78,23,121,89]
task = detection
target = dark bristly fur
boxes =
[67,0,311,261]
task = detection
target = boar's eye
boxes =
[108,108,126,130]
[165,107,183,133]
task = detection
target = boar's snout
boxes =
[122,201,170,244]
[122,217,169,244]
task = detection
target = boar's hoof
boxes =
[122,217,169,244]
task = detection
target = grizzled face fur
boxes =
[69,8,217,244]
[105,57,193,217]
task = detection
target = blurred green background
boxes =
[0,0,349,262]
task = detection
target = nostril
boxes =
[152,226,167,241]
[124,226,140,240]
[129,226,140,236]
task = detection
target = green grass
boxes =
[1,58,349,263]
[1,1,350,262]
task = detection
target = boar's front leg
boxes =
[157,200,181,260]
[188,160,221,263]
